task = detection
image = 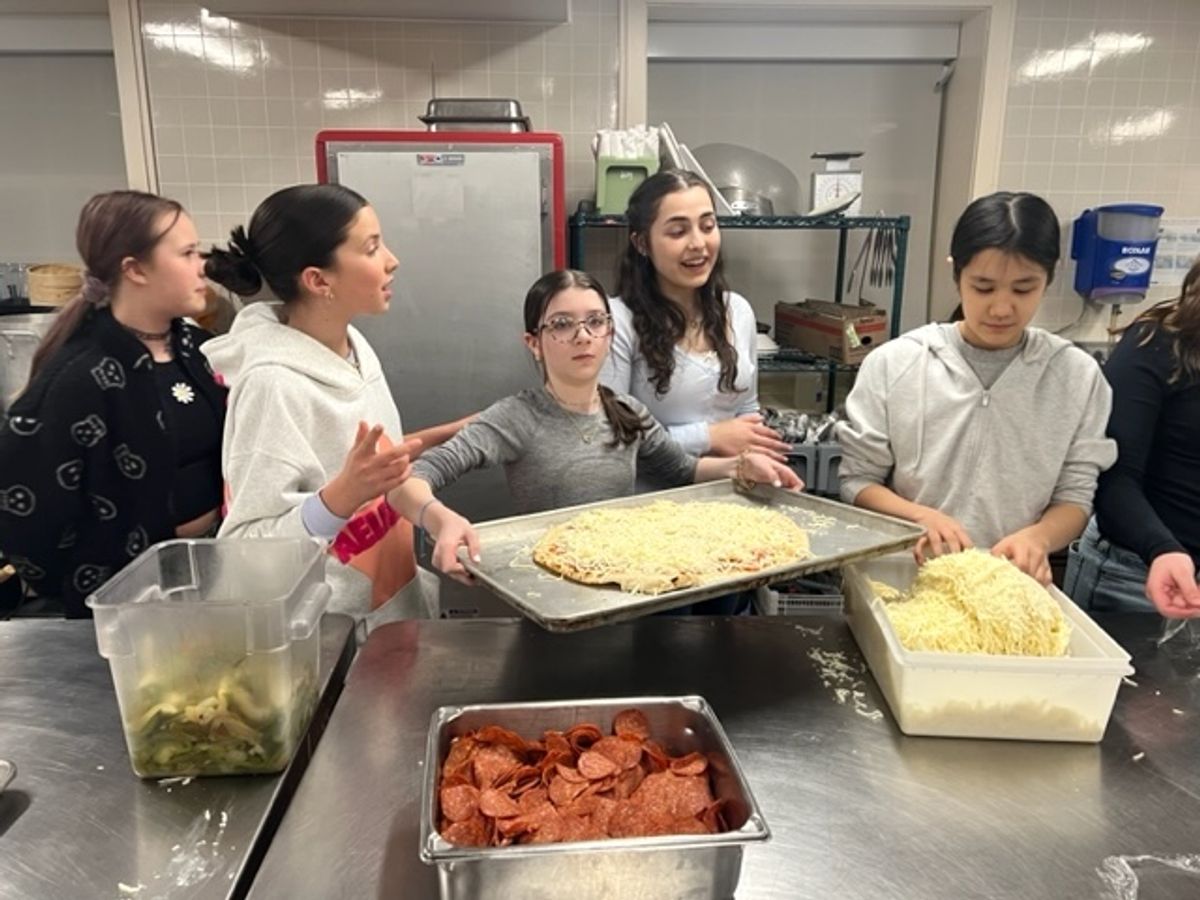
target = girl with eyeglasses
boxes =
[381,269,801,583]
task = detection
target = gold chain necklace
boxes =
[546,384,604,445]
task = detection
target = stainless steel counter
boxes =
[0,615,356,900]
[248,616,1200,899]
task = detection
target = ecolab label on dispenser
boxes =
[1114,257,1152,275]
[1105,240,1157,283]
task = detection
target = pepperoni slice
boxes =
[525,806,565,844]
[669,752,708,777]
[518,786,549,814]
[640,739,670,773]
[504,765,542,795]
[473,745,520,788]
[548,773,588,807]
[700,799,726,833]
[612,765,644,800]
[496,815,533,839]
[671,774,714,819]
[565,723,602,753]
[554,762,588,784]
[559,813,592,843]
[613,708,651,740]
[443,735,479,772]
[592,735,643,770]
[543,730,572,755]
[577,749,620,780]
[440,783,480,823]
[475,724,530,754]
[441,812,488,847]
[591,796,618,834]
[479,787,522,818]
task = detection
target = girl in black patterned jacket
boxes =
[0,191,226,616]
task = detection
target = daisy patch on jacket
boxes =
[170,382,196,404]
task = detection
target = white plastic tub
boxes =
[844,556,1133,743]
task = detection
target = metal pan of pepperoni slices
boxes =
[419,696,770,900]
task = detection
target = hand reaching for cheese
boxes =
[912,507,973,566]
[992,528,1052,586]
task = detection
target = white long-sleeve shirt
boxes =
[600,292,760,455]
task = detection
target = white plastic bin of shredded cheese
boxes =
[844,556,1133,743]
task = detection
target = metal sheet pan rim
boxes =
[418,694,770,864]
[461,482,925,632]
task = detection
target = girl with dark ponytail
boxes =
[392,269,802,584]
[0,190,227,616]
[203,183,476,627]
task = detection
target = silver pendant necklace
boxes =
[546,384,603,444]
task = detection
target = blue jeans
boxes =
[1065,518,1156,614]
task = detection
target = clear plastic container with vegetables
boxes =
[88,538,330,778]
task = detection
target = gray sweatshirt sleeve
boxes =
[1049,363,1118,514]
[836,348,895,503]
[411,397,529,492]
[632,400,699,487]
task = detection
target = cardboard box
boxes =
[774,299,888,364]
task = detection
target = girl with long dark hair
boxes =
[1067,258,1200,617]
[601,170,788,464]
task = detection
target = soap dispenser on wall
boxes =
[1071,203,1164,306]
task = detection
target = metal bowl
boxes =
[692,143,801,215]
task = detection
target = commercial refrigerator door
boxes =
[322,134,562,523]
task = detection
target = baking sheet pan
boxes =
[461,482,924,632]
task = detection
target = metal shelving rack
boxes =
[568,210,911,412]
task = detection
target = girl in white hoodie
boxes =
[837,192,1117,584]
[203,184,465,625]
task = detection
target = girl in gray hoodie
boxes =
[837,192,1117,585]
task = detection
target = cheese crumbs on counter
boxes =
[876,549,1071,657]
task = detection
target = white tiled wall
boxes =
[1001,0,1200,338]
[141,0,621,247]
[137,0,1200,341]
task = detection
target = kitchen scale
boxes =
[809,151,863,216]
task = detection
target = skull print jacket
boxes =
[0,307,227,616]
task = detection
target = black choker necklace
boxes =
[122,324,171,342]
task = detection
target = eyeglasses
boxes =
[537,312,614,342]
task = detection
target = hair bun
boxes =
[205,225,263,296]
